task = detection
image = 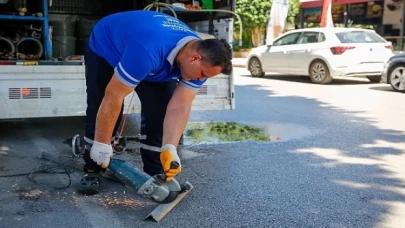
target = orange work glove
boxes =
[160,144,181,181]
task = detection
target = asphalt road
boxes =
[1,68,405,228]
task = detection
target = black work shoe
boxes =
[78,173,101,195]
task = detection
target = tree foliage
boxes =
[287,0,301,25]
[234,0,301,47]
[235,0,272,29]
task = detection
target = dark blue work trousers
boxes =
[83,47,177,176]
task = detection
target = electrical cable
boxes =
[0,172,31,177]
[0,155,80,190]
[0,156,46,177]
[27,156,80,190]
[118,93,136,137]
[1,93,137,184]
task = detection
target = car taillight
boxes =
[330,46,355,55]
[385,45,393,52]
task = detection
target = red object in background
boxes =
[330,46,355,54]
[300,0,380,9]
[385,45,394,52]
[320,0,334,27]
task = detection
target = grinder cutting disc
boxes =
[157,191,179,204]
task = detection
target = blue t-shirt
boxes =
[88,10,207,91]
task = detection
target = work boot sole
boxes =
[78,173,101,195]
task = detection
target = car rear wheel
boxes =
[366,76,381,83]
[309,60,332,84]
[248,57,265,77]
[388,65,405,92]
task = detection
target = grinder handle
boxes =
[156,161,180,183]
[170,161,180,169]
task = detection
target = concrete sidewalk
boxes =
[232,58,247,68]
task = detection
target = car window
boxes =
[298,32,321,44]
[273,32,302,46]
[319,33,326,42]
[297,32,327,44]
[335,31,386,43]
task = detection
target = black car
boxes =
[382,53,405,92]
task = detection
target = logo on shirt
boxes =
[153,15,194,33]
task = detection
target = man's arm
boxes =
[162,84,197,147]
[96,41,153,144]
[94,74,134,144]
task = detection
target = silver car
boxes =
[382,53,405,92]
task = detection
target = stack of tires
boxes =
[50,21,76,58]
[76,19,97,55]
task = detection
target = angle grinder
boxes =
[108,159,186,203]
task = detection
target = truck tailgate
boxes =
[0,65,234,119]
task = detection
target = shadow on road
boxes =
[1,83,404,227]
[186,84,405,227]
[369,85,402,93]
[240,73,374,85]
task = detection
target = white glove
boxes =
[90,141,113,169]
[160,144,181,181]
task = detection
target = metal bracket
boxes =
[144,182,193,222]
[29,24,42,31]
[31,31,42,39]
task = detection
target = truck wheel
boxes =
[309,60,332,84]
[248,57,265,77]
[366,76,381,83]
[388,64,405,92]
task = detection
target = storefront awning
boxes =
[300,0,381,8]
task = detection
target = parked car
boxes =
[381,53,405,92]
[246,27,394,84]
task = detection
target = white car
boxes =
[246,27,394,84]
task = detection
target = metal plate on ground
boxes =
[144,181,194,222]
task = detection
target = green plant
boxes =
[235,0,271,47]
[185,122,270,143]
[235,0,301,47]
[232,44,241,51]
[287,0,300,25]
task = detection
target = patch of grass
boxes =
[185,122,270,144]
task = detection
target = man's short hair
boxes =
[196,39,233,75]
